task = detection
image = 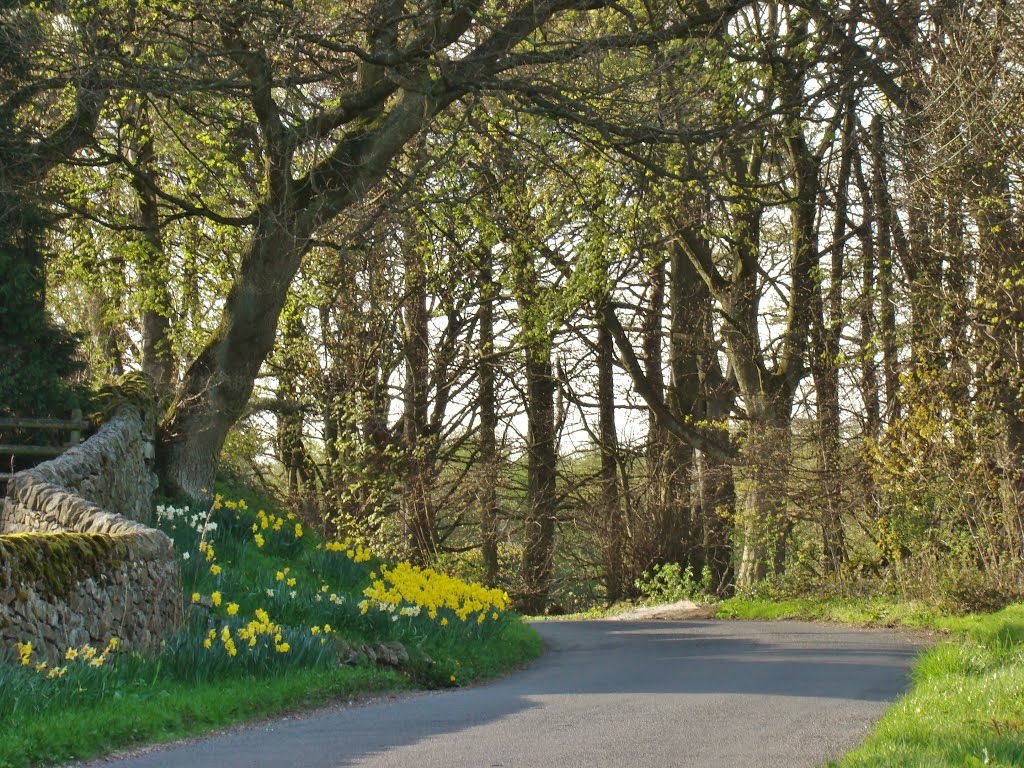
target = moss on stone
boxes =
[0,532,130,599]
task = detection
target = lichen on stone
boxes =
[0,532,130,600]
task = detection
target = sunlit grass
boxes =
[717,597,1024,767]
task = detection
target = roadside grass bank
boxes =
[0,485,542,768]
[717,598,1024,768]
[0,666,405,768]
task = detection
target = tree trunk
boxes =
[731,115,817,588]
[477,257,500,585]
[596,317,624,602]
[869,117,902,426]
[401,239,436,563]
[157,209,310,500]
[854,148,881,441]
[642,254,690,567]
[666,238,710,569]
[736,396,792,586]
[810,102,853,573]
[276,309,314,503]
[520,344,558,614]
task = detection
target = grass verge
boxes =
[716,597,1024,768]
[0,666,404,768]
[0,620,542,768]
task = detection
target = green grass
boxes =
[0,666,405,768]
[714,596,947,629]
[0,621,544,768]
[716,597,1024,767]
[526,602,639,621]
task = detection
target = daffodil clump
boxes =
[323,538,373,563]
[1,638,125,720]
[361,562,511,629]
[249,506,304,556]
[15,638,119,675]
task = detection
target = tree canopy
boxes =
[8,0,1024,610]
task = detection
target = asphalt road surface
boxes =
[93,619,921,768]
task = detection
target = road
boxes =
[93,619,921,768]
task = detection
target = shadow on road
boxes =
[102,619,922,768]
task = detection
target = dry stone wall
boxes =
[0,406,181,663]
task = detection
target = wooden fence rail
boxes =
[0,410,89,483]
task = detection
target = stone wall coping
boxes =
[0,403,180,660]
[2,405,172,559]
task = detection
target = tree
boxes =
[0,1,111,417]
[146,0,748,500]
